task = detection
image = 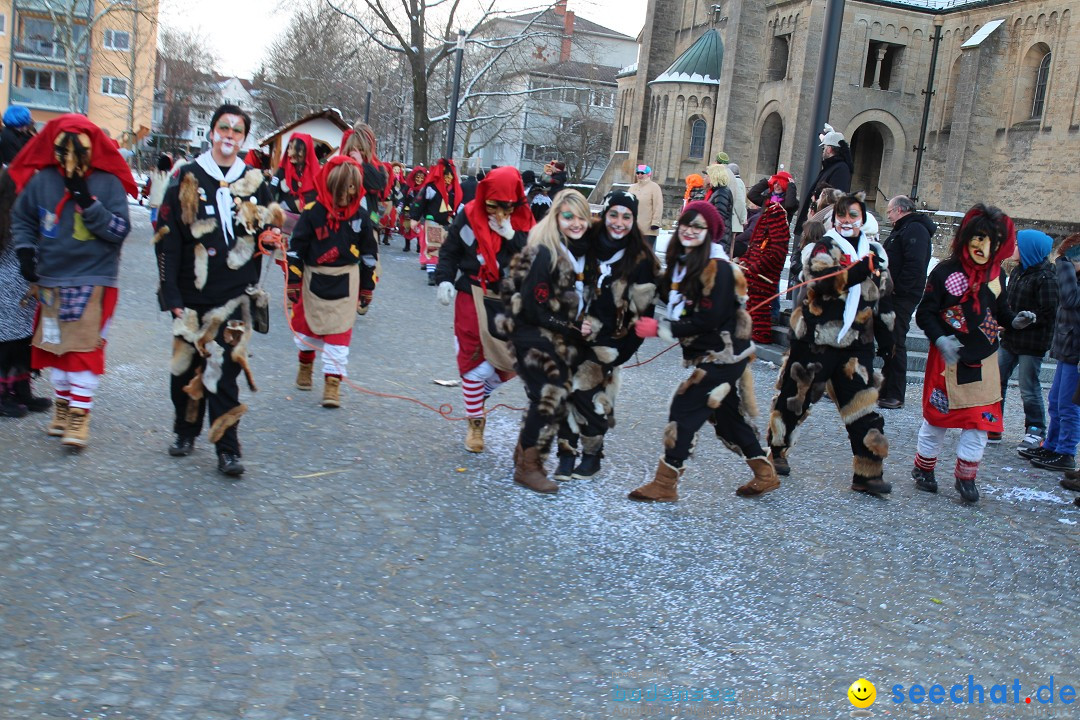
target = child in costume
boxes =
[737,201,790,343]
[498,189,591,494]
[554,190,659,481]
[913,204,1020,502]
[413,158,463,284]
[287,157,378,408]
[631,200,777,501]
[9,114,136,448]
[271,133,320,217]
[399,165,426,253]
[434,166,533,453]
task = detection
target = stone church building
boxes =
[600,0,1079,229]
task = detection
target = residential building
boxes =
[3,0,158,146]
[152,72,262,156]
[470,0,637,182]
[605,0,1080,230]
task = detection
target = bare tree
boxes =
[325,0,557,164]
[92,0,158,156]
[155,27,219,152]
[39,0,141,112]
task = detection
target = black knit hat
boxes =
[603,190,639,222]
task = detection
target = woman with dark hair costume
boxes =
[631,200,778,501]
[553,190,659,481]
[913,204,1018,502]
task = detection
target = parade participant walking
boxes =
[400,165,426,253]
[434,166,533,453]
[737,200,789,343]
[747,170,798,222]
[912,205,1019,501]
[146,153,174,228]
[339,122,389,221]
[271,133,320,217]
[156,104,282,476]
[1,105,35,165]
[553,190,659,481]
[630,200,777,501]
[499,189,592,494]
[413,158,462,285]
[9,114,135,447]
[629,165,664,249]
[286,156,377,408]
[766,195,895,496]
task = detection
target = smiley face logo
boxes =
[848,678,876,708]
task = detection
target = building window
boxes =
[522,143,555,162]
[104,29,130,51]
[1031,52,1050,119]
[22,68,54,90]
[617,125,629,152]
[767,34,790,81]
[688,118,706,159]
[863,41,902,91]
[0,13,6,35]
[101,76,127,96]
[0,63,4,83]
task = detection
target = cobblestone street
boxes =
[2,206,1078,719]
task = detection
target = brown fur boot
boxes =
[47,397,70,437]
[513,442,558,494]
[296,362,314,390]
[465,417,485,453]
[61,408,90,449]
[736,457,781,497]
[322,376,342,408]
[629,458,682,502]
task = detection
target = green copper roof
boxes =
[652,29,723,86]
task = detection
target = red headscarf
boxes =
[280,132,319,204]
[8,114,138,197]
[405,166,427,191]
[314,156,366,233]
[419,158,463,214]
[243,148,265,169]
[465,166,534,287]
[950,204,1016,314]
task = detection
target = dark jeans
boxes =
[881,298,917,403]
[998,347,1046,434]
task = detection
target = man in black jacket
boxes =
[794,127,853,236]
[878,195,935,409]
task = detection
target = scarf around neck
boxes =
[196,153,247,245]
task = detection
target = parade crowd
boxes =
[2,103,1079,508]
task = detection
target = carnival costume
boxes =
[413,158,462,283]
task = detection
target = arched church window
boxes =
[1032,52,1050,119]
[688,118,706,159]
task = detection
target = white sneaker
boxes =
[1017,430,1044,451]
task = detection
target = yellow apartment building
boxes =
[1,0,158,147]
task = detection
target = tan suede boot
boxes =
[296,362,314,390]
[629,458,682,501]
[513,442,559,494]
[465,417,485,453]
[736,457,781,497]
[47,397,70,437]
[61,408,90,448]
[322,376,341,408]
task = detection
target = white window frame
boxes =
[0,13,7,36]
[103,29,130,51]
[23,68,54,91]
[100,76,127,97]
[0,63,5,83]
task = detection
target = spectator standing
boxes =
[878,195,935,409]
[629,164,664,248]
[728,163,748,240]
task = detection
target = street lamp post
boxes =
[445,30,466,160]
[799,0,846,215]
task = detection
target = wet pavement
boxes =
[2,206,1078,719]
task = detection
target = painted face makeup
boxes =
[968,233,992,265]
[678,219,709,248]
[212,114,245,157]
[558,208,588,240]
[605,206,634,239]
[834,204,864,239]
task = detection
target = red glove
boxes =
[635,316,659,338]
[286,286,300,305]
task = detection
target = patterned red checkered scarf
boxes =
[952,206,1016,314]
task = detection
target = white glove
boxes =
[437,281,456,306]
[489,215,515,240]
[1012,311,1036,329]
[935,336,962,365]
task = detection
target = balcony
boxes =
[9,86,87,113]
[14,0,91,16]
[13,38,87,65]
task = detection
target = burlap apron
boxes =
[301,264,359,336]
[944,351,1002,410]
[470,285,515,373]
[32,286,105,354]
[423,221,445,264]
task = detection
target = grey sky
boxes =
[160,0,648,79]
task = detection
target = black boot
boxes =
[403,239,411,252]
[912,466,938,493]
[553,453,576,481]
[12,379,51,413]
[169,436,195,457]
[955,478,979,502]
[217,451,245,477]
[851,475,892,496]
[427,271,437,286]
[572,454,602,479]
[0,394,28,418]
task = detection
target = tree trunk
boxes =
[410,60,430,165]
